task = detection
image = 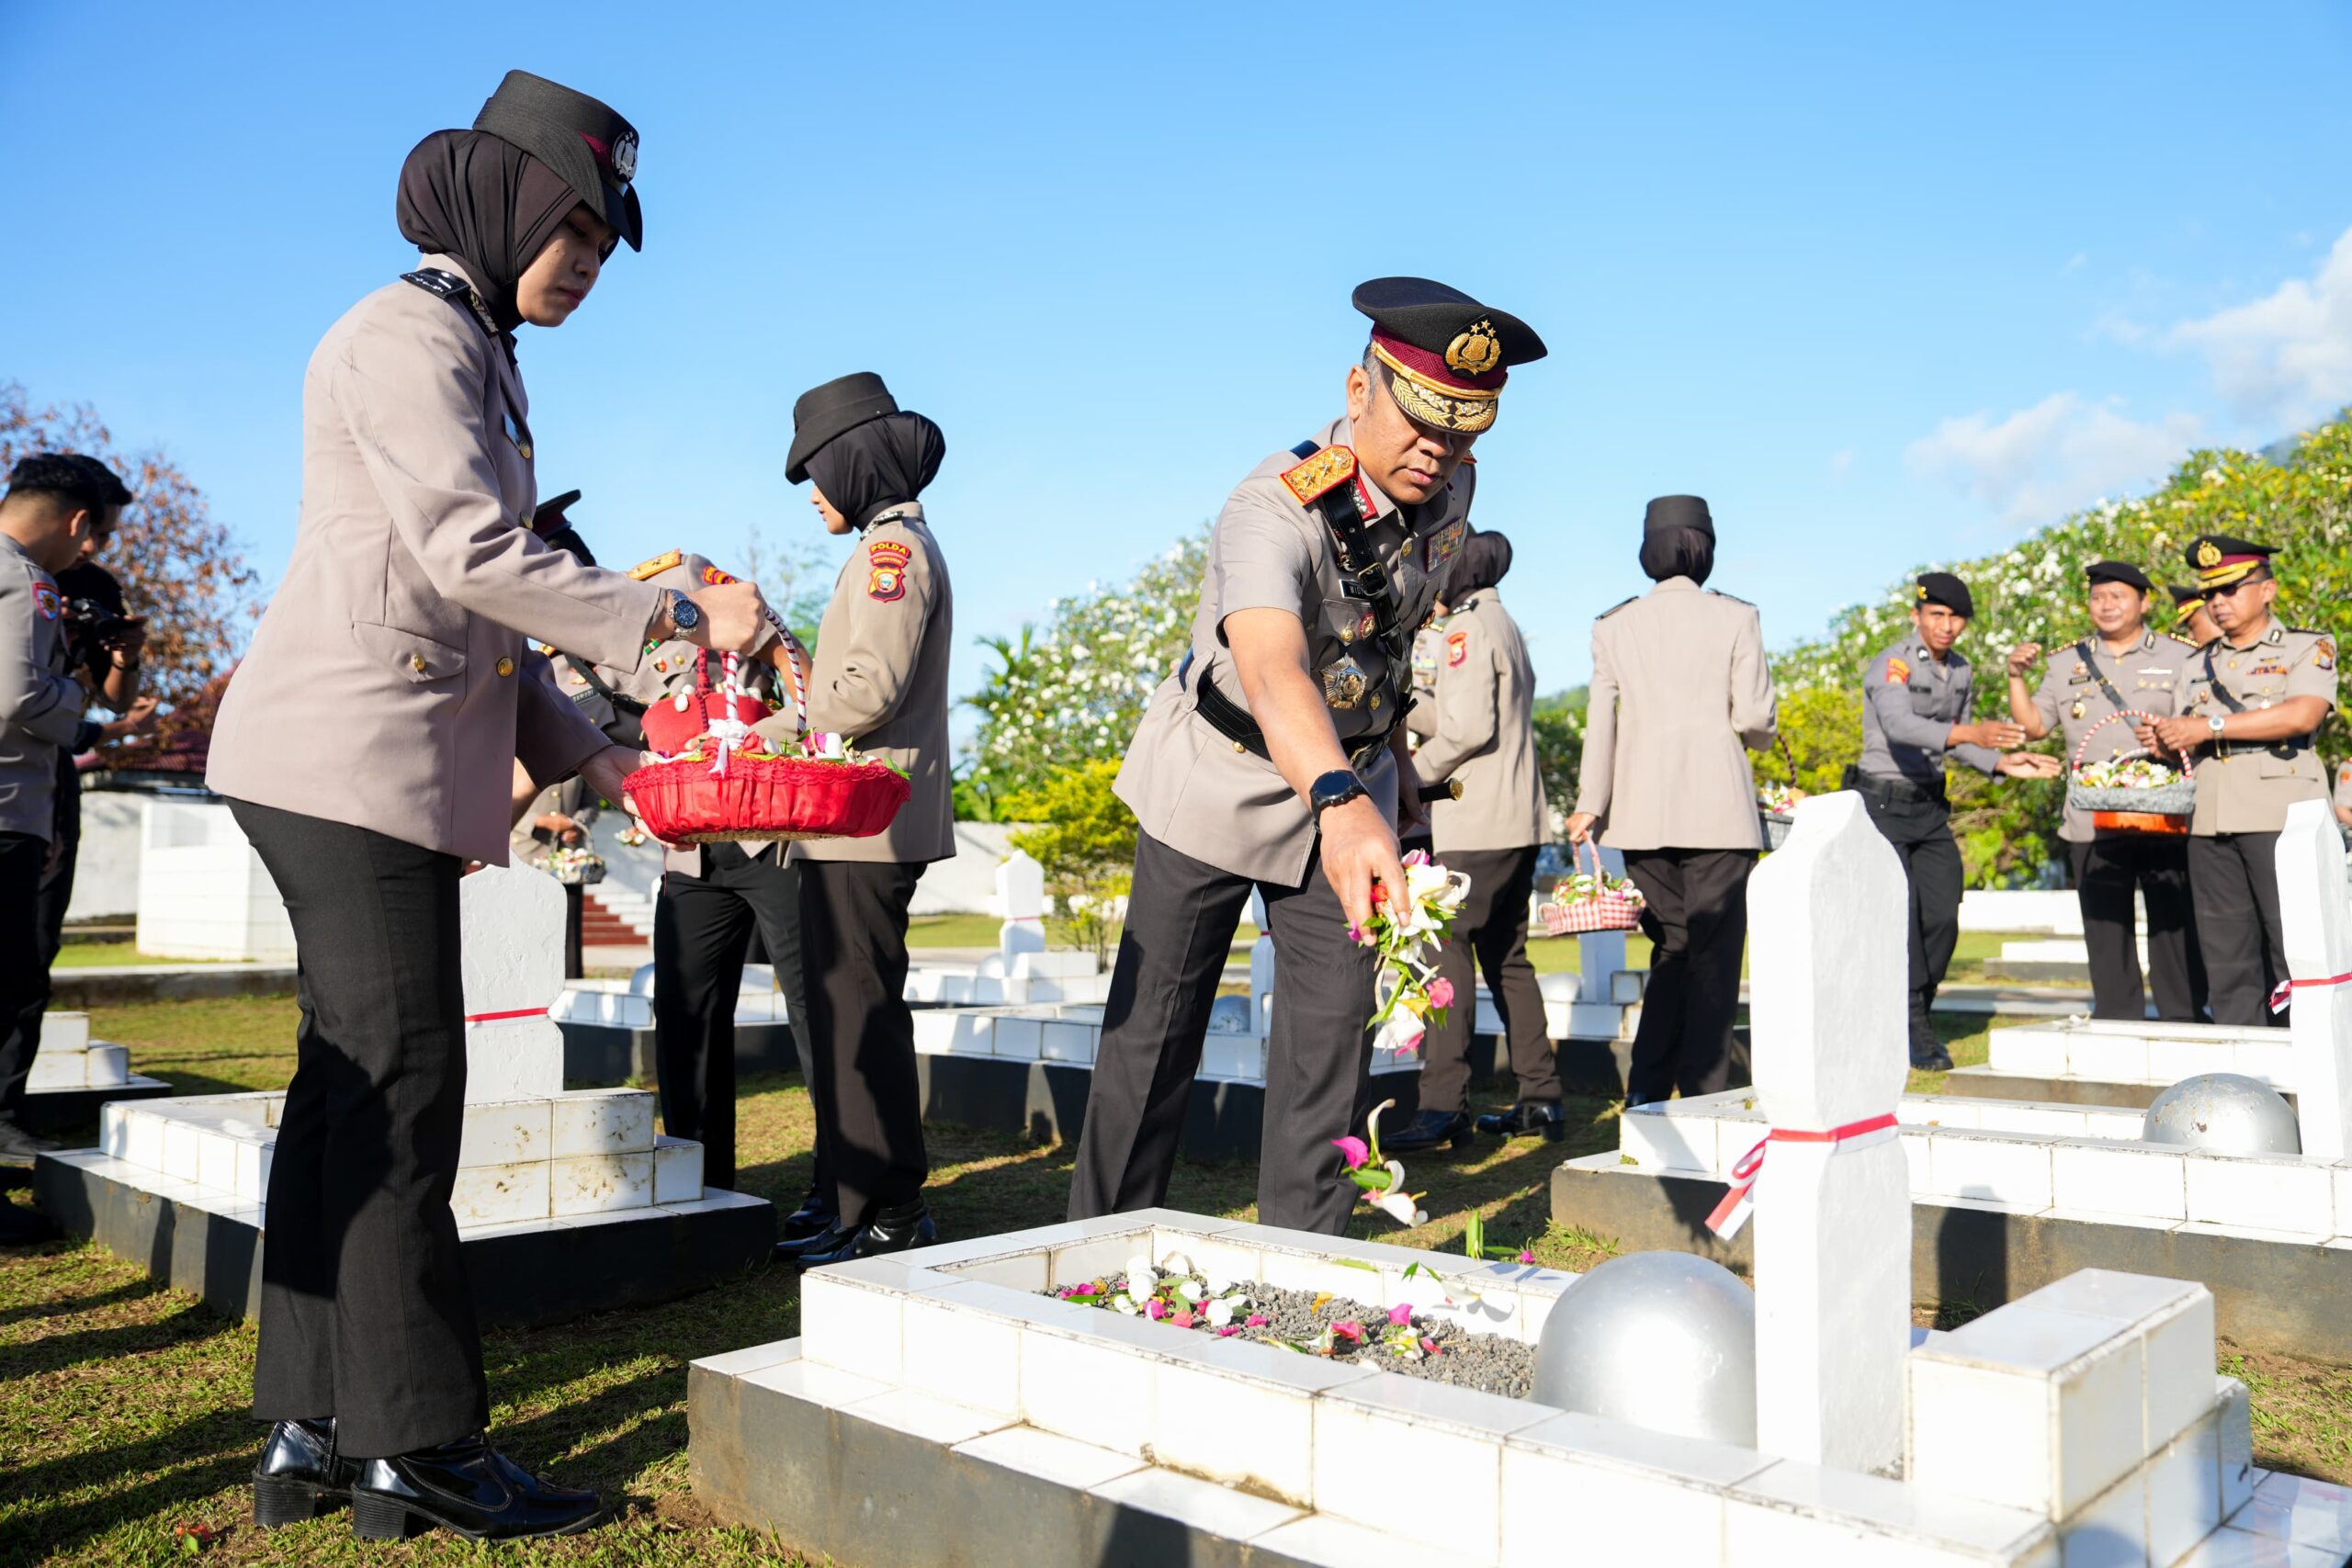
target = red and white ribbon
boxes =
[1703,1111,1901,1240]
[2270,970,2352,1015]
[464,1006,549,1025]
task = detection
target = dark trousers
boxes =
[2188,832,2288,1027]
[0,831,50,1122]
[0,762,76,1122]
[228,799,487,1459]
[798,858,927,1228]
[561,883,584,979]
[2068,836,2201,1022]
[652,843,816,1194]
[1069,829,1379,1235]
[1623,847,1755,1102]
[1856,790,1963,1059]
[1419,844,1555,1114]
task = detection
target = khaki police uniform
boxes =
[1399,619,1446,856]
[1405,586,1554,1118]
[198,249,671,1459]
[548,548,811,1197]
[2180,620,2338,1024]
[1576,576,1778,1099]
[0,534,87,1131]
[792,502,956,1233]
[1851,634,2000,1064]
[2027,630,2200,1021]
[1072,414,1472,1235]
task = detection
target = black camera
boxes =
[62,596,132,652]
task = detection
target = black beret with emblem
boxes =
[475,70,643,252]
[1352,277,1546,434]
[2084,559,2151,592]
[2184,534,2277,592]
[1643,494,1714,539]
[1916,571,1974,618]
[786,372,899,485]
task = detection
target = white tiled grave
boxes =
[1961,1017,2302,1101]
[690,1209,2346,1567]
[22,1010,165,1097]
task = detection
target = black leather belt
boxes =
[2213,739,2311,761]
[1180,651,1393,773]
[1843,764,1947,807]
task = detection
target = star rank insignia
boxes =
[867,539,912,603]
[1280,446,1357,504]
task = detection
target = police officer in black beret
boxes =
[1850,574,2058,1068]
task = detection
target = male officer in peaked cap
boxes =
[1850,572,2058,1069]
[2003,560,2200,1021]
[474,70,643,252]
[2167,584,2222,649]
[1069,278,1544,1235]
[2138,536,2338,1024]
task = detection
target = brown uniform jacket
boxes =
[549,550,800,875]
[1575,577,1777,852]
[208,254,661,863]
[1409,589,1548,852]
[795,503,956,864]
[2181,620,2338,835]
[1116,414,1470,885]
[2026,629,2188,843]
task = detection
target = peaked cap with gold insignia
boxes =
[1352,277,1546,434]
[2185,534,2277,592]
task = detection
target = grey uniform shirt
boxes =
[1115,413,1471,885]
[1859,637,1998,787]
[2180,621,2338,836]
[1411,589,1547,852]
[1575,578,1778,851]
[2028,629,2186,843]
[0,535,85,840]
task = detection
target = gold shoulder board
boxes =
[628,549,684,581]
[1280,446,1357,505]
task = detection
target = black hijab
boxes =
[806,412,948,530]
[1451,531,1513,597]
[1640,526,1715,585]
[396,130,579,333]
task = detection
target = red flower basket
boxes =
[625,754,910,844]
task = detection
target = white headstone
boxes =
[1579,842,1631,1001]
[460,864,566,1102]
[2278,797,2352,1159]
[998,851,1046,963]
[1248,890,1275,1035]
[1747,791,1911,1473]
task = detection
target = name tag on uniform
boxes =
[2067,672,2095,684]
[1424,518,1467,573]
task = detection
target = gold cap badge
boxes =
[2196,540,2222,568]
[1443,320,1502,377]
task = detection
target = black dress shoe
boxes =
[1475,1100,1570,1141]
[253,1416,355,1528]
[349,1433,605,1541]
[774,1218,854,1264]
[1382,1109,1476,1153]
[779,1188,837,1244]
[1910,1046,1955,1072]
[796,1199,937,1268]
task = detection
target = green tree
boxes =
[1529,688,1586,835]
[1001,760,1136,966]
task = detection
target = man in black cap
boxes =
[2004,561,2201,1020]
[1069,278,1544,1235]
[1850,573,2059,1068]
[2167,584,2222,649]
[2138,536,2337,1024]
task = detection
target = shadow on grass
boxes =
[0,1274,165,1332]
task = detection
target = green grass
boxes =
[3,992,2341,1565]
[50,946,230,970]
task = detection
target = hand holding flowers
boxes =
[1349,850,1470,1056]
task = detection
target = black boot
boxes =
[1475,1100,1569,1141]
[253,1417,356,1528]
[797,1198,936,1268]
[1382,1109,1476,1153]
[349,1433,605,1541]
[778,1188,837,1245]
[1909,1045,1954,1072]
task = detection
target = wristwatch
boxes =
[2208,715,2226,737]
[667,590,702,637]
[1308,768,1367,822]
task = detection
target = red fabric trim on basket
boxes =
[624,755,912,844]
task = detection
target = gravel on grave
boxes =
[1041,1272,1535,1398]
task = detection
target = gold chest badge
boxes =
[1321,657,1368,711]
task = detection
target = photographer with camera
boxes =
[0,453,134,1167]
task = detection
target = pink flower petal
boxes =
[1517,1249,1535,1265]
[1387,1303,1412,1326]
[1217,1325,1240,1337]
[1172,1308,1195,1329]
[1329,1135,1370,1170]
[1332,1321,1363,1341]
[1420,1337,1442,1357]
[1145,1299,1167,1320]
[1426,978,1454,1008]
[1246,1314,1270,1328]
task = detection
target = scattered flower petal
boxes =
[1387,1303,1412,1327]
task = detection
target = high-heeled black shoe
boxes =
[348,1432,605,1540]
[253,1416,356,1528]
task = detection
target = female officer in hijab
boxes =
[1565,497,1779,1106]
[773,374,957,1268]
[207,72,772,1543]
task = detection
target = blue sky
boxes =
[8,2,2352,728]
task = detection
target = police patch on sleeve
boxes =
[2319,637,2336,671]
[33,582,60,620]
[1884,656,1910,685]
[866,539,912,602]
[702,565,740,586]
[1446,630,1468,668]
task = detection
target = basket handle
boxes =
[1576,836,1602,882]
[2071,707,2194,781]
